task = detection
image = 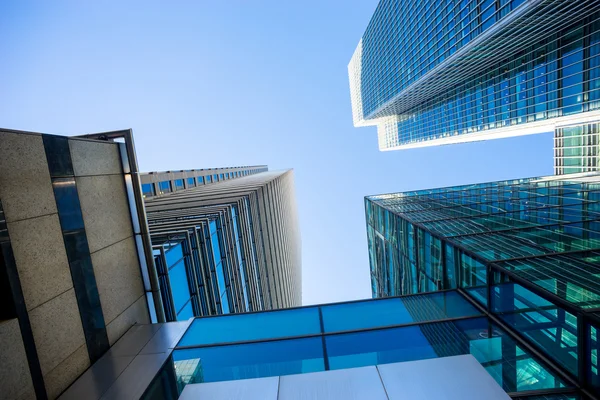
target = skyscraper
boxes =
[365,171,600,396]
[350,0,600,151]
[143,168,301,321]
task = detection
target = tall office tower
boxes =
[142,169,302,321]
[0,129,155,399]
[349,0,600,151]
[362,171,600,397]
[365,171,600,298]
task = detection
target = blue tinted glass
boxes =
[326,325,438,369]
[206,175,212,183]
[177,301,194,321]
[492,281,578,376]
[198,176,204,184]
[173,337,324,384]
[590,324,599,390]
[187,178,195,187]
[219,174,224,180]
[52,178,85,231]
[169,260,191,311]
[213,174,218,181]
[165,243,184,266]
[321,291,481,333]
[159,181,171,191]
[174,179,184,189]
[141,183,155,196]
[178,307,321,346]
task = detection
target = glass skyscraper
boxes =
[350,0,600,151]
[365,171,600,397]
[143,169,301,321]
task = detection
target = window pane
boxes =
[325,318,566,392]
[173,337,324,384]
[178,307,321,347]
[492,279,578,376]
[321,291,480,333]
[177,301,194,321]
[169,260,191,312]
[141,183,155,197]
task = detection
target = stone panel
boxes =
[0,319,35,400]
[0,131,57,222]
[91,237,144,324]
[29,288,86,376]
[76,175,133,253]
[69,139,121,177]
[8,214,72,310]
[106,295,149,345]
[44,344,90,400]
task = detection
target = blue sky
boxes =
[0,1,554,305]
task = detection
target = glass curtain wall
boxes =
[366,173,600,395]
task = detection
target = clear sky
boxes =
[0,1,554,305]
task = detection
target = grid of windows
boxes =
[556,122,600,175]
[384,17,600,147]
[366,172,600,395]
[360,0,527,117]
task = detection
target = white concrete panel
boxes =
[278,366,387,400]
[378,355,510,400]
[180,377,279,400]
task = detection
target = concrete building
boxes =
[0,128,153,399]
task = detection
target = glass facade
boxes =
[556,122,600,175]
[145,169,301,322]
[365,172,600,396]
[170,291,574,396]
[350,1,600,150]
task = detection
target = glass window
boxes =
[325,318,566,392]
[165,243,184,266]
[492,278,578,377]
[177,301,194,320]
[320,291,480,333]
[174,179,184,190]
[213,174,218,182]
[187,178,195,188]
[52,178,85,231]
[169,260,191,312]
[159,181,171,193]
[589,323,599,390]
[197,176,204,184]
[178,307,321,347]
[141,183,155,197]
[173,337,325,384]
[206,175,212,183]
[219,174,224,180]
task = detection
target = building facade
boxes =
[365,171,600,398]
[350,0,600,151]
[555,121,600,175]
[61,286,598,399]
[0,129,154,399]
[143,169,302,321]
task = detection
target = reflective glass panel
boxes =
[325,318,566,392]
[492,280,578,376]
[321,291,480,333]
[173,337,324,385]
[178,307,321,347]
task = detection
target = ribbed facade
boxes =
[350,0,600,151]
[144,170,301,321]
